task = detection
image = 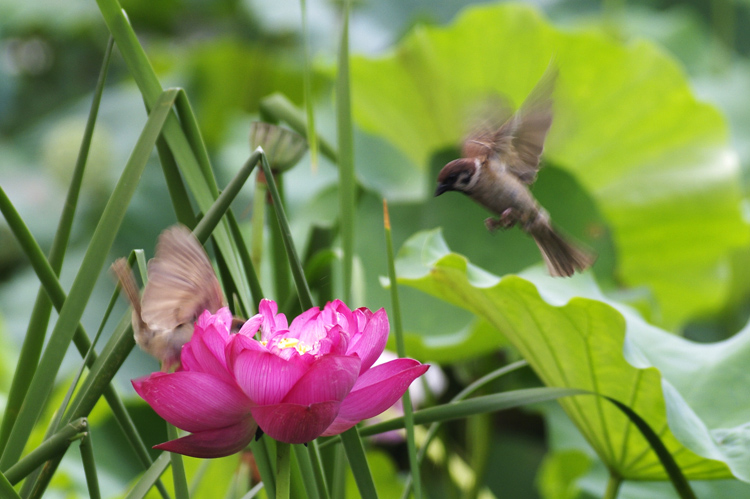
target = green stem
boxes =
[383,200,421,499]
[0,36,114,452]
[79,430,101,499]
[293,445,318,499]
[193,150,260,243]
[249,437,276,498]
[154,132,196,227]
[356,386,581,438]
[251,174,267,270]
[336,0,355,304]
[97,0,253,315]
[0,192,167,497]
[0,89,179,472]
[226,209,264,314]
[306,442,330,499]
[0,473,20,499]
[4,418,87,485]
[24,297,115,497]
[268,173,291,305]
[276,442,291,499]
[331,445,346,499]
[339,427,377,499]
[604,472,622,499]
[260,152,314,310]
[167,425,189,499]
[124,452,172,499]
[289,446,307,499]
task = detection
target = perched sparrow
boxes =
[435,66,595,277]
[111,225,225,371]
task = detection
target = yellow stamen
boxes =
[278,338,299,349]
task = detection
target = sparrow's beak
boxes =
[435,183,451,196]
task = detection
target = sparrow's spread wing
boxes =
[140,225,225,330]
[461,95,513,161]
[486,64,557,184]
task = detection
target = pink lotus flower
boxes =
[133,300,429,455]
[132,308,259,458]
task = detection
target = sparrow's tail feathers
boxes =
[111,258,150,336]
[111,258,143,314]
[531,223,596,277]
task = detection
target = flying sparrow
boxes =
[111,225,225,371]
[434,66,595,277]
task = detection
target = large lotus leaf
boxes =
[351,3,748,328]
[395,228,750,482]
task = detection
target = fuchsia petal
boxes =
[226,332,266,368]
[251,400,340,444]
[347,308,389,373]
[180,324,233,383]
[154,417,257,458]
[134,303,428,451]
[292,309,328,346]
[288,306,320,335]
[233,349,307,405]
[353,308,373,332]
[195,306,232,330]
[282,354,361,405]
[133,372,252,432]
[320,418,358,437]
[238,315,262,338]
[194,309,213,329]
[198,324,231,360]
[335,359,428,423]
[330,300,357,335]
[216,307,233,327]
[312,325,347,357]
[257,299,288,339]
[350,358,423,390]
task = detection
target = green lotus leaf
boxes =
[351,3,748,328]
[396,228,750,483]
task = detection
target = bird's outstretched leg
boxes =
[485,208,517,232]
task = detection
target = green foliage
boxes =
[3,0,750,497]
[346,450,402,498]
[536,449,592,499]
[349,3,748,329]
[396,228,750,484]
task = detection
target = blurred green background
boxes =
[2,0,750,497]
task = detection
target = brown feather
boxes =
[528,217,596,277]
[111,257,149,335]
[461,95,514,161]
[467,64,557,185]
[111,258,142,315]
[140,225,225,331]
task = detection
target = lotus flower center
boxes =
[277,337,311,354]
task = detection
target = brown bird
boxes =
[111,225,225,371]
[434,66,595,277]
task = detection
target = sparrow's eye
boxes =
[447,173,458,183]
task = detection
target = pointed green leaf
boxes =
[0,89,180,471]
